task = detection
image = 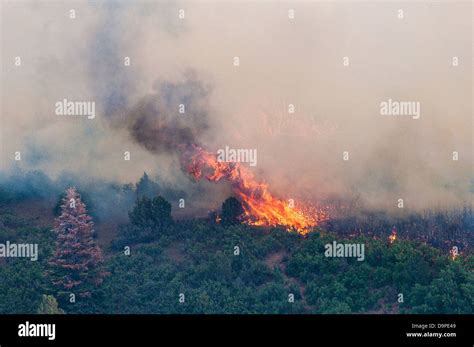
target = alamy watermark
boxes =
[325,241,365,261]
[380,98,420,119]
[217,146,257,167]
[55,98,96,119]
[0,241,38,261]
[18,321,55,341]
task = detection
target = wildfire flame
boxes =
[183,144,327,233]
[388,228,397,244]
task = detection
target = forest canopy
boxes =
[0,172,472,314]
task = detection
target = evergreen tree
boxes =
[37,295,65,314]
[136,172,160,198]
[49,187,107,298]
[129,195,172,228]
[221,197,244,226]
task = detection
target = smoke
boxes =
[114,71,212,154]
[1,1,472,213]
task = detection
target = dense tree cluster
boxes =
[0,175,472,314]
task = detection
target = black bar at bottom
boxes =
[0,314,472,346]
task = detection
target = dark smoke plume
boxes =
[117,71,212,154]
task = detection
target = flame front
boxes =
[183,145,327,233]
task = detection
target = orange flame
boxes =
[183,145,327,233]
[388,228,397,244]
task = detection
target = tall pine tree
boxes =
[49,187,107,298]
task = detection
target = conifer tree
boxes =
[37,295,65,314]
[49,187,107,298]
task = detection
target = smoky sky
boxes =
[0,1,472,211]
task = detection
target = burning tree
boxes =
[184,144,328,233]
[118,77,328,233]
[49,187,107,298]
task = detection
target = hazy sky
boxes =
[1,0,472,210]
